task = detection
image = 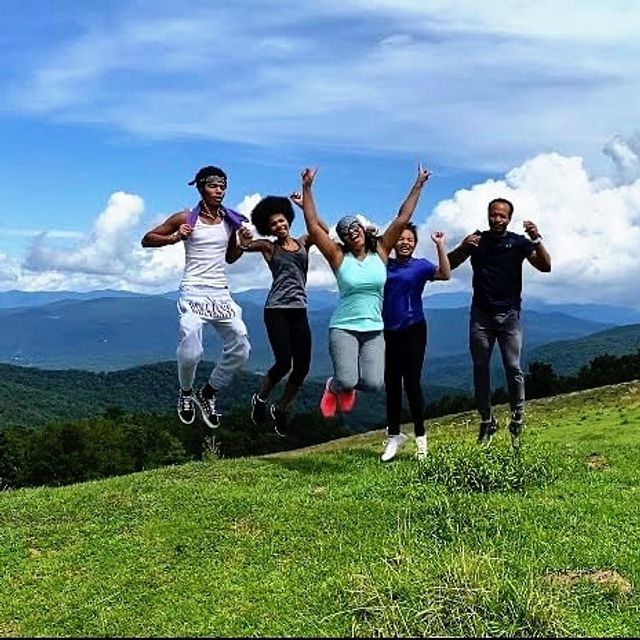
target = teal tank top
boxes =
[329,252,387,331]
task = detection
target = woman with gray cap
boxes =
[299,164,432,419]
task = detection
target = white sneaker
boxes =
[415,435,428,460]
[380,433,408,462]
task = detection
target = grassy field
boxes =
[1,382,640,637]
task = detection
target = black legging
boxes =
[384,320,427,436]
[264,308,312,387]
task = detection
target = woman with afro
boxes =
[239,194,328,436]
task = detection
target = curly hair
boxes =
[403,222,418,243]
[251,196,295,236]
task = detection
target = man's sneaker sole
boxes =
[177,392,196,425]
[251,393,267,426]
[270,404,288,438]
[477,419,497,445]
[194,393,220,429]
[177,409,195,425]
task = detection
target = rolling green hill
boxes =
[529,324,640,375]
[1,382,639,636]
[0,361,387,433]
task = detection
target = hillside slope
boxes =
[529,323,640,374]
[1,382,639,637]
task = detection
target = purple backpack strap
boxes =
[186,203,247,231]
[186,204,200,228]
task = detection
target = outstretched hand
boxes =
[238,226,253,248]
[289,191,303,209]
[416,162,432,186]
[523,220,541,241]
[462,231,481,249]
[301,167,318,188]
[431,230,446,245]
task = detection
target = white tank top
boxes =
[180,217,232,290]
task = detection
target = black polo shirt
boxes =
[470,231,535,312]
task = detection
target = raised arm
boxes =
[141,211,190,248]
[300,168,343,271]
[431,231,451,281]
[447,231,481,270]
[290,191,330,249]
[379,163,431,259]
[523,220,551,272]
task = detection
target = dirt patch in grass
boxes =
[547,569,633,596]
[586,453,608,470]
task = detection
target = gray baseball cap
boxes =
[335,215,363,241]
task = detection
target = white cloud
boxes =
[9,138,640,308]
[26,192,145,276]
[5,2,640,172]
[424,148,640,305]
[6,229,84,239]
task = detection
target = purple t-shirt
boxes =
[383,257,437,331]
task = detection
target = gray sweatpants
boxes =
[328,327,385,393]
[177,290,250,392]
[469,306,524,420]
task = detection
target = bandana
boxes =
[189,175,227,188]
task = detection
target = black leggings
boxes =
[264,308,312,387]
[384,320,427,436]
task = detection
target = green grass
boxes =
[2,381,640,636]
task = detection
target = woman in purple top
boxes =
[380,223,451,462]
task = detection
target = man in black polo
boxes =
[448,198,551,444]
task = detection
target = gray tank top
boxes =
[264,240,308,309]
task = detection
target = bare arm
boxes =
[379,163,431,259]
[140,211,190,247]
[236,226,275,261]
[431,232,451,281]
[447,232,480,270]
[523,220,551,272]
[290,191,330,249]
[225,228,245,264]
[300,168,343,271]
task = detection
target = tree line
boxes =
[1,349,639,490]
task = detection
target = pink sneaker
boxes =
[338,388,357,413]
[320,377,338,418]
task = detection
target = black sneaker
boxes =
[177,390,195,425]
[194,387,220,429]
[270,404,289,438]
[251,393,268,426]
[477,416,497,445]
[509,412,524,440]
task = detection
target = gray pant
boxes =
[469,307,524,420]
[177,292,250,392]
[328,328,385,393]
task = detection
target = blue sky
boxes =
[2,1,640,304]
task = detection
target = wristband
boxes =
[531,237,543,245]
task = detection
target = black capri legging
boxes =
[384,320,427,437]
[264,307,312,387]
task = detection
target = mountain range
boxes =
[1,288,639,397]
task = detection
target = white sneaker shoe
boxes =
[380,433,408,462]
[415,435,428,460]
